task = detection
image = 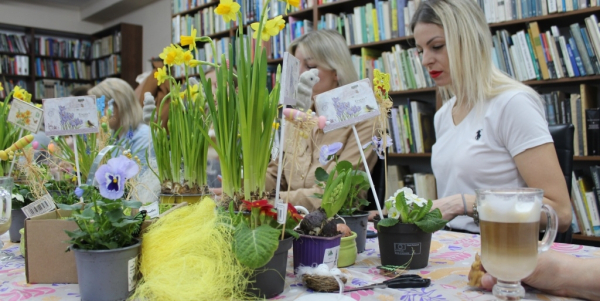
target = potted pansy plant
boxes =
[376,187,448,269]
[59,155,145,301]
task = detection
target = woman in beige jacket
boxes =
[265,30,378,212]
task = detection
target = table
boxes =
[0,226,597,300]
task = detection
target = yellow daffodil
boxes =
[215,0,240,23]
[180,27,197,51]
[0,82,3,92]
[280,0,300,9]
[189,60,201,68]
[154,66,169,86]
[12,86,31,102]
[251,17,284,41]
[159,44,185,66]
[183,50,194,65]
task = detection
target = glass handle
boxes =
[539,204,558,253]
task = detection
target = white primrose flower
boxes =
[388,207,400,219]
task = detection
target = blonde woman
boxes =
[411,0,571,233]
[265,30,377,212]
[89,78,151,163]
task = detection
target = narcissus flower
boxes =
[12,86,31,102]
[180,27,197,51]
[0,82,3,92]
[251,16,285,41]
[154,66,169,86]
[279,0,300,9]
[183,50,194,65]
[215,0,240,23]
[159,44,184,66]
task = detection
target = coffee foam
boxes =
[479,195,541,223]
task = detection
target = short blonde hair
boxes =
[288,30,358,86]
[410,0,541,109]
[89,78,142,131]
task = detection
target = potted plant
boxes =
[58,155,144,301]
[376,187,448,269]
[225,200,303,298]
[10,183,34,242]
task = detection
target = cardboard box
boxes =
[25,202,188,284]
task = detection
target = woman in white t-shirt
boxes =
[410,0,572,233]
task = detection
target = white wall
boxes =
[103,0,171,74]
[0,1,102,34]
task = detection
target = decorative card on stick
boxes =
[42,96,99,136]
[7,98,43,133]
[314,79,379,133]
[279,52,300,105]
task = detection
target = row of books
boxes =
[34,58,91,80]
[0,33,29,54]
[386,165,437,201]
[91,55,121,80]
[388,100,435,154]
[478,0,598,24]
[572,168,600,236]
[172,7,231,44]
[541,84,598,156]
[33,37,92,60]
[34,80,88,99]
[92,33,121,59]
[172,0,216,14]
[492,18,600,81]
[0,55,29,76]
[0,79,27,99]
[235,0,313,27]
[268,18,313,60]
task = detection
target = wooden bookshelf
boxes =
[91,23,142,88]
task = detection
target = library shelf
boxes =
[348,36,413,51]
[0,74,30,79]
[92,52,122,61]
[267,58,283,64]
[172,1,219,18]
[35,55,90,61]
[388,153,432,158]
[94,73,122,81]
[573,234,600,243]
[0,51,28,56]
[36,77,92,83]
[574,156,600,161]
[388,87,437,95]
[489,6,600,29]
[283,7,314,19]
[524,75,600,86]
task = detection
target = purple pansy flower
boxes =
[362,135,393,159]
[319,142,343,165]
[74,187,84,198]
[95,155,139,200]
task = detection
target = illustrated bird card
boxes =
[7,98,44,133]
[279,52,300,105]
[42,96,99,136]
[314,79,380,133]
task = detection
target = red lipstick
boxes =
[429,71,442,78]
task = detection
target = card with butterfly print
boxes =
[42,95,99,136]
[314,78,379,133]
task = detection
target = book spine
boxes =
[586,108,600,156]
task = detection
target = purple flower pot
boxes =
[292,234,342,272]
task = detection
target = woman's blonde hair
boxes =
[410,0,541,109]
[288,30,358,86]
[89,77,142,131]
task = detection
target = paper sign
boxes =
[279,52,300,105]
[128,256,138,292]
[42,96,99,136]
[22,194,56,218]
[140,201,160,219]
[314,79,380,133]
[322,246,340,269]
[276,202,287,224]
[7,98,43,133]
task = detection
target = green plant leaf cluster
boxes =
[58,185,142,250]
[233,223,280,269]
[378,191,448,233]
[12,183,35,210]
[0,91,23,176]
[315,160,370,217]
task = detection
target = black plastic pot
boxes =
[246,236,293,299]
[335,212,369,253]
[377,222,432,269]
[9,209,26,243]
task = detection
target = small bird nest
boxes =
[302,274,347,292]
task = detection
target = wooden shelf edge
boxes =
[284,7,315,18]
[172,1,219,17]
[35,55,91,61]
[349,36,414,50]
[317,0,356,8]
[572,234,600,242]
[0,51,28,56]
[388,153,432,158]
[574,156,600,161]
[524,75,600,85]
[388,87,436,95]
[91,52,121,60]
[268,58,283,64]
[36,77,93,83]
[0,74,30,79]
[489,6,600,28]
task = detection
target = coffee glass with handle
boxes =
[476,188,557,301]
[0,177,13,260]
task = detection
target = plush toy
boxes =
[295,69,320,111]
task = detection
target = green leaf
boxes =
[233,223,280,269]
[377,218,399,229]
[415,217,448,233]
[335,161,352,172]
[408,210,419,223]
[122,200,142,209]
[315,167,329,182]
[284,228,299,239]
[396,192,409,222]
[414,200,433,222]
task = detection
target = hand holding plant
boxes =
[377,187,448,233]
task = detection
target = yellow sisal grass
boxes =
[132,198,251,300]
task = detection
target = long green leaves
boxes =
[0,92,21,176]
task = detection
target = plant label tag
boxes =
[22,194,56,218]
[128,255,138,292]
[322,245,340,269]
[314,79,380,133]
[42,95,99,136]
[393,242,421,255]
[276,202,287,224]
[7,98,43,133]
[140,201,160,219]
[279,52,300,105]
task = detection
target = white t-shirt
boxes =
[431,90,553,233]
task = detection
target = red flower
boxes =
[242,199,270,209]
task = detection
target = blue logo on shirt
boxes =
[475,129,482,140]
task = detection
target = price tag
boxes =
[140,201,160,219]
[22,194,56,218]
[128,256,138,292]
[276,202,287,224]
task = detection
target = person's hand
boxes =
[431,194,465,221]
[294,69,320,111]
[142,92,156,124]
[368,210,379,221]
[480,250,570,297]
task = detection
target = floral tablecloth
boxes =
[0,225,597,301]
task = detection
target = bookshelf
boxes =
[91,23,142,88]
[171,1,600,245]
[0,23,142,102]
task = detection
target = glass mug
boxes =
[476,188,557,300]
[0,177,13,261]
